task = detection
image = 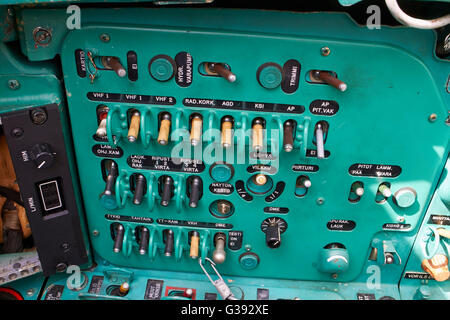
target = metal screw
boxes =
[317,197,325,205]
[32,27,52,46]
[100,33,110,42]
[332,273,338,279]
[321,47,331,56]
[30,108,47,125]
[55,263,68,273]
[11,127,24,138]
[428,114,437,122]
[93,230,100,237]
[8,79,20,90]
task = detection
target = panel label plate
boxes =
[349,164,402,178]
[127,155,205,173]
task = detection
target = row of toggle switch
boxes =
[111,223,227,264]
[96,106,329,154]
[92,54,348,92]
[100,161,204,210]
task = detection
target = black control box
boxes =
[2,104,88,276]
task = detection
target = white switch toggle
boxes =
[315,123,325,159]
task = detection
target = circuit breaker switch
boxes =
[160,176,174,207]
[164,229,174,257]
[188,176,203,208]
[252,118,264,151]
[213,232,227,264]
[113,224,125,253]
[283,120,295,152]
[132,174,146,205]
[315,123,325,159]
[157,112,171,145]
[190,231,200,259]
[139,227,149,255]
[190,114,203,146]
[127,111,140,143]
[221,116,233,148]
[313,70,347,92]
[100,161,118,210]
[101,56,126,77]
[96,109,108,138]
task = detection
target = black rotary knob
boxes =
[260,217,287,249]
[31,143,55,169]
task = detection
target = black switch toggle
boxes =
[187,176,203,208]
[113,224,125,253]
[132,174,146,205]
[138,226,149,255]
[100,161,119,210]
[164,229,174,257]
[159,176,174,207]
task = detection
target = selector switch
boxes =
[31,143,55,169]
[257,62,283,89]
[149,55,177,82]
[261,217,287,249]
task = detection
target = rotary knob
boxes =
[31,143,55,169]
[260,217,287,249]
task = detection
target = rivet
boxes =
[321,47,331,56]
[428,114,437,122]
[8,79,20,90]
[100,33,110,42]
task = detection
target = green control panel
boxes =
[56,8,449,283]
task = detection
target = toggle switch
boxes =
[213,232,227,264]
[100,161,118,210]
[252,118,265,151]
[138,226,150,255]
[96,107,109,138]
[352,182,364,197]
[187,176,203,208]
[378,184,392,198]
[283,120,295,152]
[295,175,311,197]
[206,63,236,83]
[159,175,174,207]
[127,110,140,143]
[164,229,174,257]
[113,224,125,253]
[190,114,203,146]
[189,231,200,259]
[101,56,126,78]
[221,116,234,148]
[311,70,347,92]
[157,112,171,145]
[261,217,287,249]
[132,174,146,205]
[315,123,325,159]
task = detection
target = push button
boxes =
[149,55,177,82]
